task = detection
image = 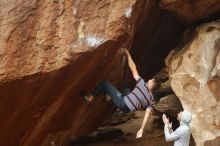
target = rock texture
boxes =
[160,0,220,23]
[0,0,136,81]
[128,0,184,82]
[0,0,185,145]
[0,0,187,145]
[0,0,142,146]
[153,94,182,118]
[167,20,220,145]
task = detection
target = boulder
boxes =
[167,20,220,145]
[0,0,186,145]
[0,0,143,145]
[153,94,183,118]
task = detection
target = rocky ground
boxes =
[71,110,173,146]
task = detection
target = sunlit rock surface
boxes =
[167,20,220,146]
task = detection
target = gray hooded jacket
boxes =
[164,110,192,146]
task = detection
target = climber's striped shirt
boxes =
[124,77,154,112]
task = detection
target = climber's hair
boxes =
[151,78,161,90]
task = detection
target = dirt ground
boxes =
[75,111,173,146]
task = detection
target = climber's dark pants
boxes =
[92,80,130,113]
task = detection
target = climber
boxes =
[81,48,161,138]
[162,110,192,146]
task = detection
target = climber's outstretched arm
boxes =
[136,107,152,138]
[124,49,140,81]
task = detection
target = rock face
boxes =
[0,0,136,81]
[153,94,183,118]
[160,0,220,23]
[167,20,220,145]
[129,0,184,82]
[0,0,142,145]
[0,0,186,145]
